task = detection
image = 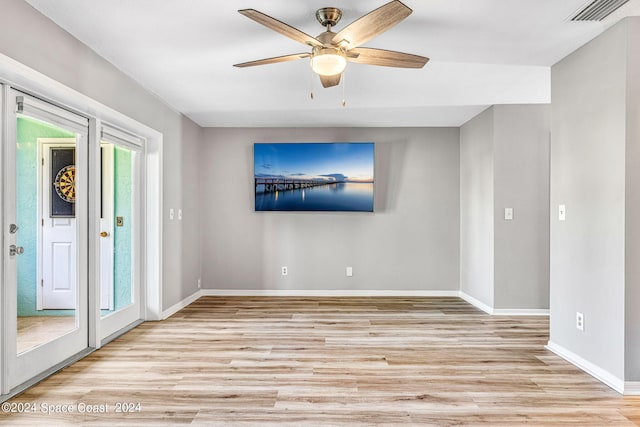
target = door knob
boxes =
[100,231,109,237]
[9,245,24,256]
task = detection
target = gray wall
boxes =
[0,0,202,310]
[550,21,627,380]
[460,105,550,311]
[200,127,460,292]
[460,107,494,307]
[180,117,203,302]
[625,19,640,382]
[493,105,550,309]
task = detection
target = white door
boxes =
[40,142,77,309]
[99,126,143,340]
[3,90,90,391]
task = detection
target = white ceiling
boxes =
[24,0,640,127]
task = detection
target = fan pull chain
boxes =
[341,70,346,107]
[310,66,315,100]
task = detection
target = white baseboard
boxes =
[458,291,493,314]
[457,292,549,316]
[624,382,640,395]
[546,340,624,394]
[200,289,460,297]
[492,308,550,316]
[161,290,203,320]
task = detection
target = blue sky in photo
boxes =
[254,143,374,182]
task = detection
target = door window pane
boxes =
[16,116,78,354]
[100,143,134,317]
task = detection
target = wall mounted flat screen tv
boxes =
[254,142,374,212]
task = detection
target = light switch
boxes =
[169,208,174,220]
[178,209,182,220]
[346,266,353,277]
[559,204,566,221]
[504,208,513,220]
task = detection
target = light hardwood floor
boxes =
[1,296,639,426]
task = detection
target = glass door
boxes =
[4,90,89,389]
[98,126,143,340]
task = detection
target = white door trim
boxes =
[1,83,9,396]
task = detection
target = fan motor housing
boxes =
[316,31,337,45]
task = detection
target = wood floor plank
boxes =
[1,296,639,426]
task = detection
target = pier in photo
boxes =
[255,177,341,193]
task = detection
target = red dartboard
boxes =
[54,165,76,203]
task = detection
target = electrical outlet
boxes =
[281,266,288,276]
[197,278,201,289]
[346,266,353,277]
[576,312,584,331]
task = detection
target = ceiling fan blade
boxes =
[331,0,412,48]
[234,53,310,68]
[347,47,429,68]
[320,74,341,88]
[239,9,322,48]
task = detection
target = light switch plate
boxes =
[559,204,566,221]
[178,209,182,220]
[346,266,353,277]
[504,208,513,220]
[169,208,174,220]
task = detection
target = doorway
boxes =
[1,76,162,399]
[3,91,146,393]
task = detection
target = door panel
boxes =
[99,134,142,339]
[5,90,89,390]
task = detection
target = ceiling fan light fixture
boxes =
[235,2,429,89]
[310,47,347,76]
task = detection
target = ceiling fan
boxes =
[234,0,429,89]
